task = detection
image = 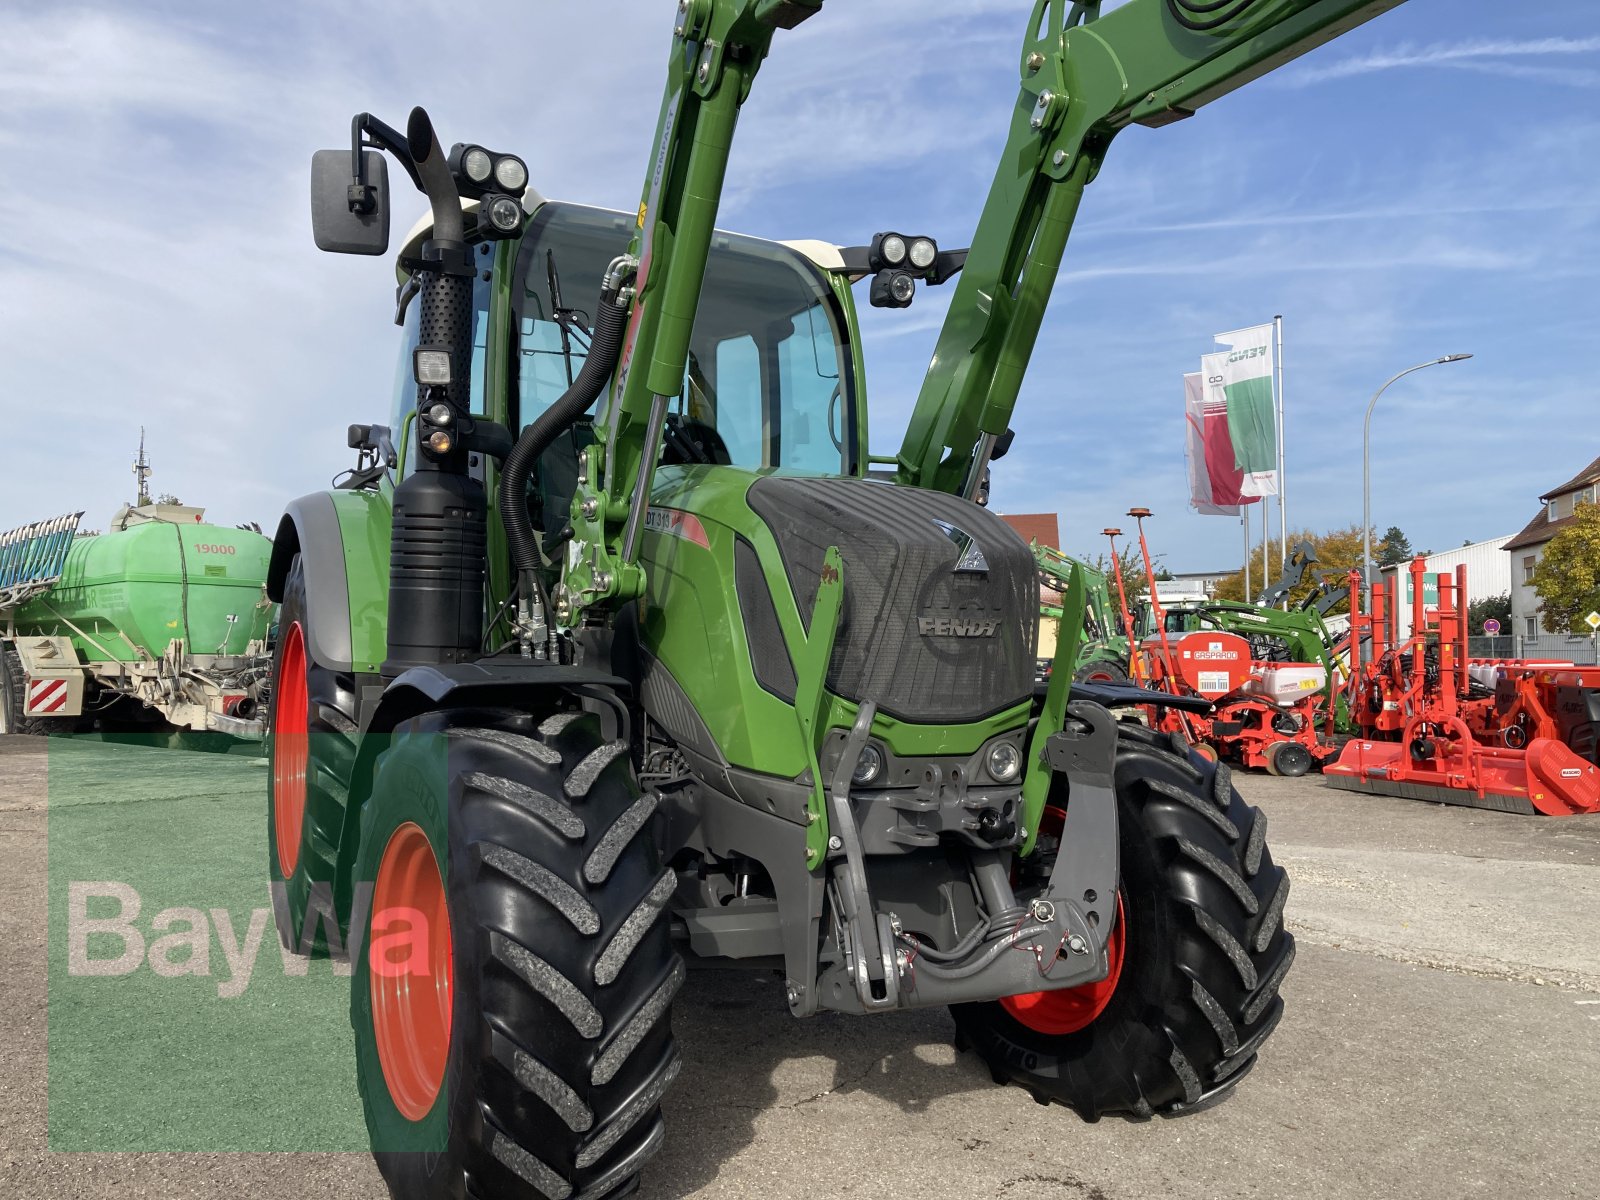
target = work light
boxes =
[908,236,937,270]
[414,347,452,386]
[452,144,493,186]
[493,154,529,193]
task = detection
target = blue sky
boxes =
[2,1,1594,571]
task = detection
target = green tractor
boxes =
[1031,541,1133,685]
[267,1,1399,1194]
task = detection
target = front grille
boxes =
[746,477,1036,723]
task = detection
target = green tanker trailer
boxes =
[0,502,275,736]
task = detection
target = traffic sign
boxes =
[1483,618,1501,636]
[1587,611,1600,631]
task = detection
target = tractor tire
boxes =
[351,705,682,1200]
[0,645,76,736]
[951,721,1294,1121]
[1074,656,1131,686]
[267,554,357,956]
[1265,740,1312,779]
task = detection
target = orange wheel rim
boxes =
[272,621,309,877]
[369,821,453,1121]
[1001,803,1127,1036]
[1000,894,1126,1035]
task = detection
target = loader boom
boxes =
[895,0,1405,496]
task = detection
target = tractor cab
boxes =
[387,199,867,565]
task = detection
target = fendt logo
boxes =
[1227,346,1269,364]
[917,615,999,638]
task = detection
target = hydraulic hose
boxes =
[498,260,633,574]
[901,922,1052,981]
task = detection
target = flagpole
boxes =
[1275,313,1286,575]
[1242,508,1251,601]
[1259,500,1269,602]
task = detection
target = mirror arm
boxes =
[349,112,423,206]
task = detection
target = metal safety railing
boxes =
[0,512,84,611]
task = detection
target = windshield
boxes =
[512,203,852,474]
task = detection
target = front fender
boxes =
[267,489,392,674]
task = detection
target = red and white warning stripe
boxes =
[27,678,69,714]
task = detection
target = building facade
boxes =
[1378,536,1511,642]
[1504,454,1600,643]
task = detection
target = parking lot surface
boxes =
[2,735,1597,1199]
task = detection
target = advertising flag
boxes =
[1184,372,1256,514]
[1206,323,1278,497]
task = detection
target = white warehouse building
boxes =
[1378,536,1511,642]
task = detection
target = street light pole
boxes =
[1362,353,1474,599]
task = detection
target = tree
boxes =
[1376,525,1413,567]
[155,492,183,506]
[1083,545,1151,608]
[1531,503,1600,633]
[1466,593,1511,633]
[1212,524,1368,611]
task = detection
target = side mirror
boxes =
[311,149,390,255]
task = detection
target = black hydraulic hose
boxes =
[901,923,1052,981]
[1166,0,1257,32]
[499,279,630,573]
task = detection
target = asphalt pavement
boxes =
[2,735,1597,1199]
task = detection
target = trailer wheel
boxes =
[952,721,1293,1121]
[0,646,76,736]
[267,554,356,956]
[352,705,681,1200]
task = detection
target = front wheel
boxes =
[952,723,1293,1120]
[352,704,682,1200]
[1073,656,1130,686]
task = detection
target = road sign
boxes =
[1587,611,1600,631]
[1483,618,1501,636]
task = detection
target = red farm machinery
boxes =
[1112,510,1340,777]
[1325,558,1600,816]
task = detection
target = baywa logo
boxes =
[918,615,1000,637]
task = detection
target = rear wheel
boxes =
[266,555,356,955]
[0,646,77,736]
[953,722,1293,1120]
[353,704,682,1200]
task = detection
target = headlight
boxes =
[425,402,453,426]
[987,741,1021,782]
[461,146,492,185]
[852,743,883,785]
[878,233,907,265]
[908,236,937,270]
[483,194,524,235]
[493,154,528,193]
[889,272,915,304]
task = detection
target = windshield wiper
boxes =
[546,249,591,387]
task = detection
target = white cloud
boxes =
[1284,35,1600,87]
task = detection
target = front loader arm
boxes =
[561,0,820,617]
[896,0,1405,496]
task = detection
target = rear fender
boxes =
[267,491,391,673]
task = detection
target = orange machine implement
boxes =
[1324,558,1600,816]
